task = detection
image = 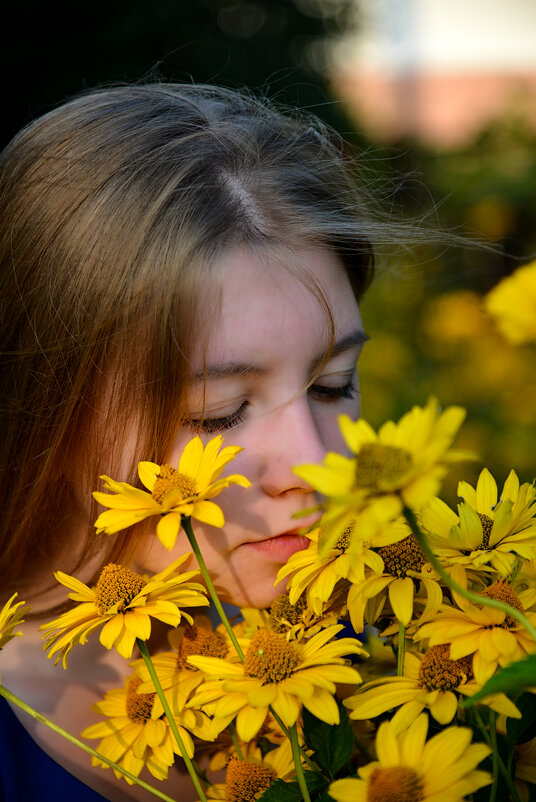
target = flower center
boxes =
[367,766,424,802]
[152,465,197,504]
[269,594,307,633]
[177,624,229,669]
[477,513,494,549]
[334,521,355,552]
[377,535,426,578]
[94,564,146,614]
[224,756,276,802]
[355,443,413,491]
[244,630,300,684]
[481,579,524,627]
[418,644,473,691]
[126,676,155,725]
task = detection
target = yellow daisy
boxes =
[41,553,209,666]
[276,519,406,618]
[82,672,208,783]
[344,645,520,728]
[187,624,365,741]
[346,532,443,630]
[421,468,536,576]
[0,593,30,649]
[484,259,536,344]
[294,398,469,552]
[267,590,343,642]
[93,435,251,549]
[414,578,536,684]
[328,713,491,802]
[203,745,294,802]
[136,617,246,717]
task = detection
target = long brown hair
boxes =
[0,83,376,608]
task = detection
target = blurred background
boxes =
[4,0,536,498]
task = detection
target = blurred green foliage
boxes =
[358,112,536,501]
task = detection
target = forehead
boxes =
[193,245,362,367]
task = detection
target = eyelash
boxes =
[190,381,358,433]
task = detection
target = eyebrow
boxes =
[191,329,370,382]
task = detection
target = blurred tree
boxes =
[2,0,355,147]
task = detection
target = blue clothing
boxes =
[0,697,108,801]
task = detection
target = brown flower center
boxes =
[481,579,524,627]
[152,465,197,504]
[224,756,276,802]
[269,594,307,633]
[126,676,155,725]
[95,564,146,614]
[418,644,473,691]
[177,624,229,669]
[334,521,355,552]
[244,630,300,684]
[367,766,424,802]
[355,443,413,491]
[378,535,426,578]
[477,513,494,549]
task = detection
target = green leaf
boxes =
[258,770,327,802]
[462,655,536,707]
[258,778,302,802]
[302,701,354,779]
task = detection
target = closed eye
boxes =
[189,400,249,433]
[308,380,358,403]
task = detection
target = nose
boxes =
[259,395,327,498]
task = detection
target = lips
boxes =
[242,532,311,561]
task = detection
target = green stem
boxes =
[183,519,315,774]
[136,639,207,802]
[182,516,245,662]
[397,621,406,676]
[269,708,315,771]
[474,710,521,802]
[0,685,177,802]
[488,712,499,802]
[402,505,536,642]
[290,723,311,802]
[229,722,245,761]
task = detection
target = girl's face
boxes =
[140,244,366,608]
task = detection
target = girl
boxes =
[0,83,377,800]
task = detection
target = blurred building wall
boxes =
[333,0,536,145]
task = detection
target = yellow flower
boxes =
[0,593,30,649]
[187,625,365,741]
[421,468,536,576]
[344,645,520,728]
[82,672,207,783]
[135,618,245,716]
[414,578,536,684]
[276,520,404,618]
[93,435,251,549]
[484,260,536,344]
[203,745,294,802]
[41,554,209,666]
[346,532,443,630]
[267,590,342,642]
[294,398,469,552]
[328,713,491,802]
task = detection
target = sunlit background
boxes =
[4,0,536,497]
